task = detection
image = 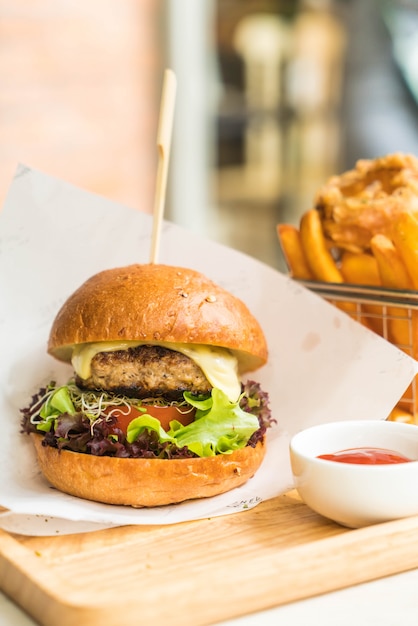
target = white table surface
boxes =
[3,567,418,625]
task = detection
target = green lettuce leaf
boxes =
[37,385,76,432]
[167,388,259,457]
[40,386,76,418]
[126,415,176,445]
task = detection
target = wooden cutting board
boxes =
[1,490,418,626]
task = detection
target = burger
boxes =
[21,264,273,507]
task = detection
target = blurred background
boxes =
[1,0,418,270]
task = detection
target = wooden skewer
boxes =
[149,68,177,264]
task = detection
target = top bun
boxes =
[47,264,268,373]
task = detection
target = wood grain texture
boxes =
[2,491,418,626]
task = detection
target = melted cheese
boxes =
[71,340,241,403]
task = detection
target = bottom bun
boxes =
[30,434,266,507]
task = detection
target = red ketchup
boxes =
[317,447,412,465]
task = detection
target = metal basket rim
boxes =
[297,279,418,309]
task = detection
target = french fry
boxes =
[391,211,418,290]
[396,382,415,414]
[386,307,414,351]
[371,230,418,417]
[340,251,383,335]
[276,224,313,280]
[298,210,360,317]
[394,313,418,416]
[370,234,413,290]
[370,233,414,348]
[387,405,415,424]
[340,251,381,286]
[299,209,343,283]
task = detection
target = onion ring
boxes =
[315,152,418,253]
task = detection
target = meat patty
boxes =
[76,344,212,400]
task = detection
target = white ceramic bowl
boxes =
[289,420,418,528]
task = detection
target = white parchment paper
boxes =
[0,164,416,536]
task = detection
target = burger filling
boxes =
[71,340,243,403]
[77,345,213,400]
[21,345,273,460]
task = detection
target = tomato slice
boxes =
[140,405,196,431]
[107,404,195,434]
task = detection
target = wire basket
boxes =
[298,280,418,423]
